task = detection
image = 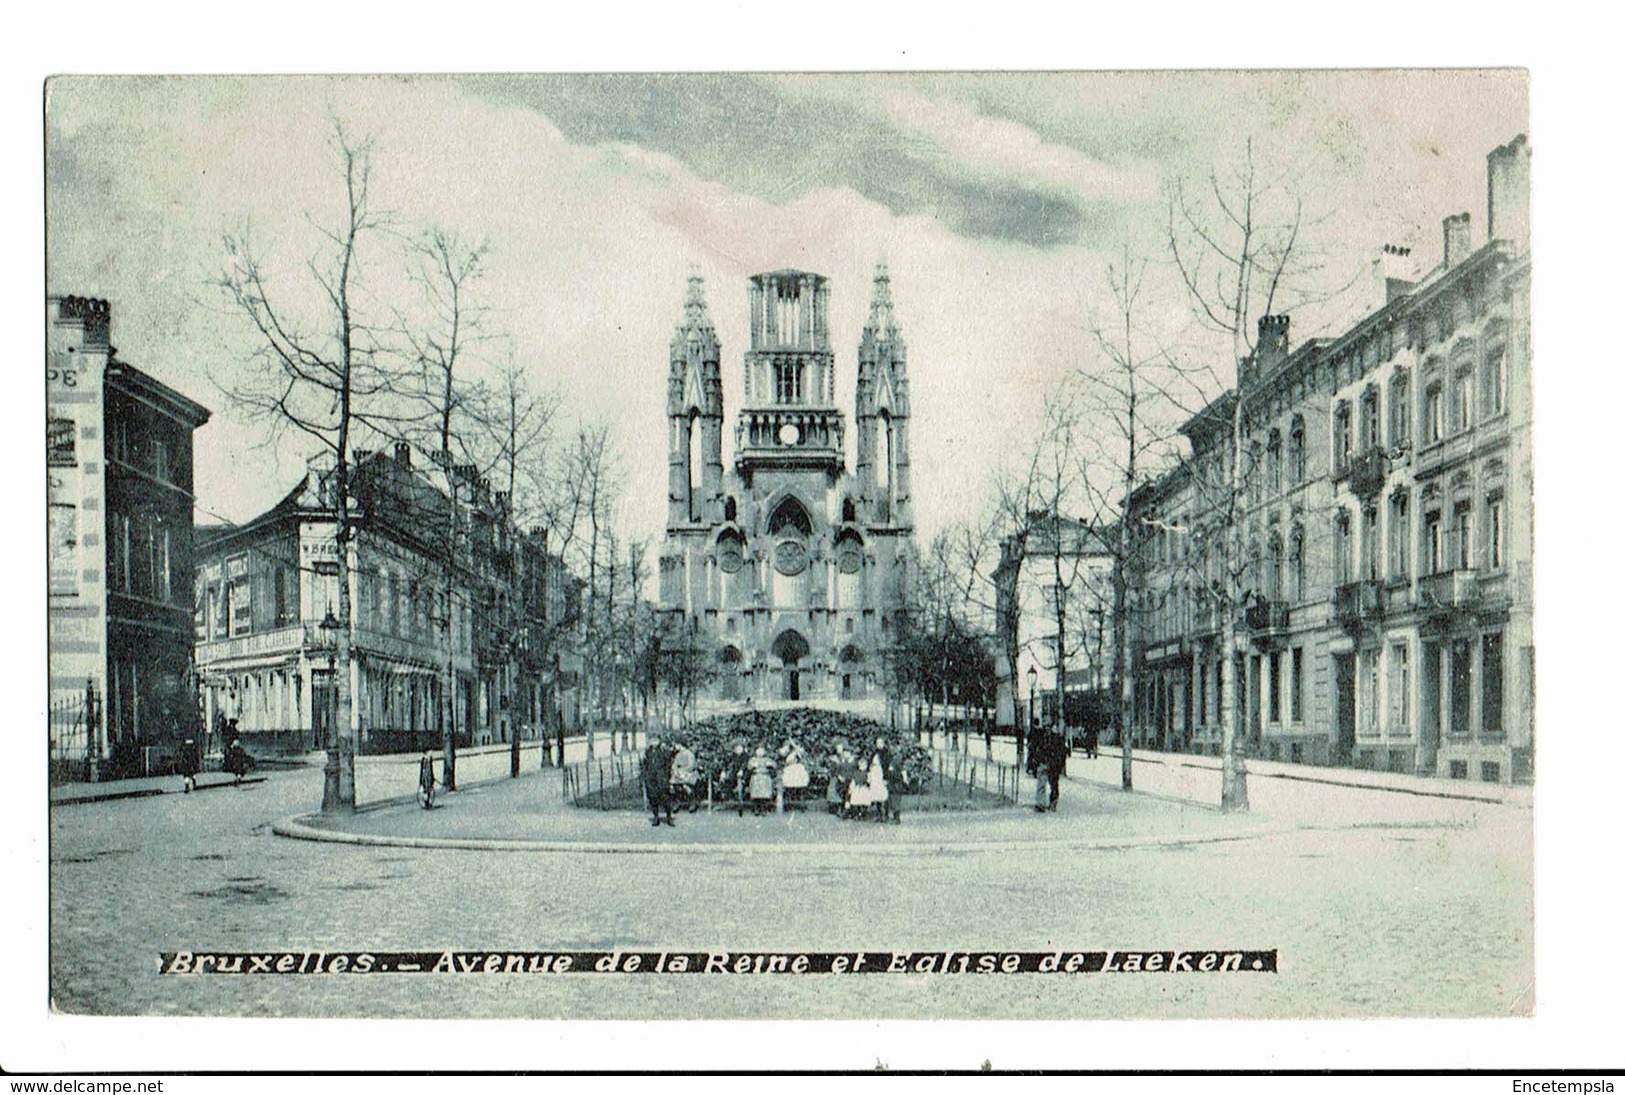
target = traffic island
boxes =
[274,767,1286,855]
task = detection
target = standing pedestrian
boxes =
[643,737,675,827]
[1032,725,1065,811]
[176,737,200,793]
[866,737,894,824]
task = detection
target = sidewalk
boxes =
[1076,744,1532,806]
[49,772,266,806]
[937,735,1530,807]
[48,733,630,808]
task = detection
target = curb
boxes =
[271,811,1292,857]
[49,776,268,807]
[1099,750,1524,806]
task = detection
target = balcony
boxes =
[1419,568,1479,613]
[1335,580,1385,630]
[1242,599,1290,636]
[1347,448,1388,498]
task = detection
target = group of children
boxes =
[823,738,901,823]
[640,735,903,824]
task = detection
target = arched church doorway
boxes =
[772,629,810,701]
[718,645,743,701]
[839,645,865,700]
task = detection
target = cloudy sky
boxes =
[45,72,1527,545]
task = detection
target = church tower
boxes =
[733,270,844,485]
[854,262,913,530]
[667,273,724,530]
[657,263,917,707]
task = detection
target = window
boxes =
[1453,501,1474,571]
[1449,639,1473,736]
[1424,383,1443,443]
[1451,365,1473,433]
[1269,650,1282,724]
[1361,652,1380,738]
[1482,632,1504,738]
[213,578,228,634]
[1488,494,1505,570]
[229,577,252,637]
[1289,525,1305,603]
[1198,665,1208,726]
[769,497,813,537]
[1289,415,1306,483]
[1362,388,1381,452]
[1267,534,1284,600]
[49,503,77,595]
[156,521,172,603]
[151,434,173,483]
[1291,647,1303,722]
[108,510,131,593]
[109,417,130,464]
[1362,503,1379,581]
[1389,492,1410,580]
[1483,344,1507,418]
[1334,511,1352,584]
[1425,511,1443,574]
[773,360,804,404]
[1390,370,1411,449]
[1334,402,1352,473]
[48,419,76,466]
[1266,430,1281,494]
[1389,642,1410,734]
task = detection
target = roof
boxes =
[106,360,211,428]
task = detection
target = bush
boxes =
[666,708,932,793]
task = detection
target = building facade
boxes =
[658,266,917,704]
[1125,135,1532,783]
[194,444,577,756]
[992,513,1115,734]
[48,296,212,779]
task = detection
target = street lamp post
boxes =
[319,608,342,800]
[1025,664,1038,764]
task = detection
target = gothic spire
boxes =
[682,268,714,337]
[866,260,895,341]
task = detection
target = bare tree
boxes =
[540,424,622,762]
[1166,139,1345,812]
[215,125,407,813]
[1073,245,1192,791]
[393,228,492,791]
[988,442,1044,764]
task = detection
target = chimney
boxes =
[1373,244,1415,305]
[1256,314,1290,366]
[1442,213,1472,270]
[394,441,411,467]
[1487,133,1530,248]
[55,296,112,350]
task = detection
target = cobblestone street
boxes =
[48,747,1533,1023]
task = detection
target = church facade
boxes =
[658,266,917,704]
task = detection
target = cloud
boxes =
[464,73,1112,249]
[45,73,1528,552]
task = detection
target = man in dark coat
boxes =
[1032,726,1066,811]
[176,738,201,793]
[642,738,675,827]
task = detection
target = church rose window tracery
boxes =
[837,539,862,575]
[774,540,809,576]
